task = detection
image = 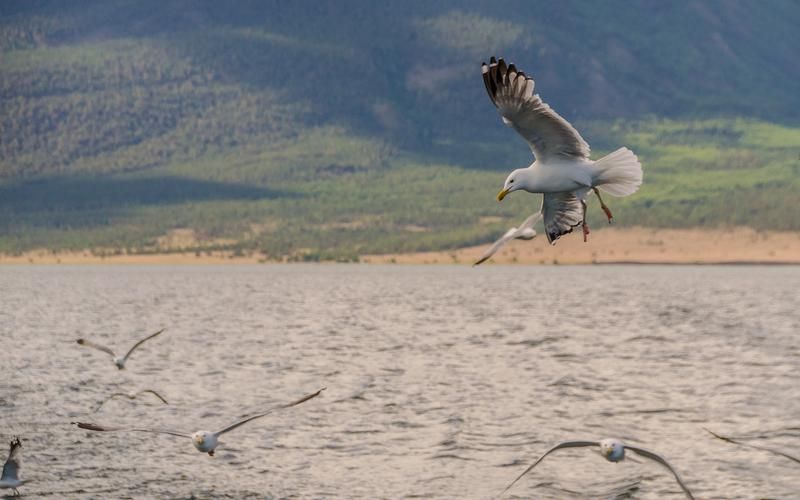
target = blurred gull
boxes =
[76,328,165,369]
[501,438,695,499]
[0,437,24,496]
[482,56,642,243]
[705,428,800,464]
[473,212,542,266]
[73,388,324,456]
[95,389,169,412]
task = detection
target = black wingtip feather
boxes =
[496,58,507,85]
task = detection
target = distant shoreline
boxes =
[1,227,799,265]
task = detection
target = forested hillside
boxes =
[2,1,799,258]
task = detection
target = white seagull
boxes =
[705,428,800,464]
[474,212,542,266]
[72,387,324,456]
[482,57,643,243]
[76,328,165,369]
[95,389,169,412]
[0,437,24,496]
[501,438,695,499]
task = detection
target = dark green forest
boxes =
[2,1,799,258]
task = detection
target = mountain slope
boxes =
[1,1,799,257]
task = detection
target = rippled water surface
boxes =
[1,265,799,499]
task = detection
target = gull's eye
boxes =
[509,179,514,183]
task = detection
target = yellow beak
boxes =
[497,188,510,201]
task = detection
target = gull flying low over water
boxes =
[474,212,542,266]
[705,428,800,464]
[95,389,169,412]
[482,57,643,243]
[73,388,324,456]
[76,328,165,369]
[501,438,695,499]
[0,437,24,496]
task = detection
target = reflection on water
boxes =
[1,265,798,498]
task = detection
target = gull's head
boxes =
[113,357,125,369]
[192,430,217,453]
[192,431,208,446]
[497,169,525,201]
[600,438,625,462]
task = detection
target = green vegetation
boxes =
[2,119,798,258]
[1,2,799,259]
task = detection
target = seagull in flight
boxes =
[482,57,643,243]
[0,437,24,496]
[474,212,542,266]
[76,328,165,369]
[501,438,695,499]
[95,389,169,412]
[705,428,800,464]
[72,387,324,456]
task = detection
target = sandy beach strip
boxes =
[361,227,800,265]
[1,227,798,265]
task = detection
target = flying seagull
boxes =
[474,212,542,266]
[76,328,165,369]
[95,389,169,412]
[0,437,24,496]
[481,57,643,243]
[72,387,325,456]
[501,438,695,499]
[705,428,800,464]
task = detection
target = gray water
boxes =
[1,265,798,499]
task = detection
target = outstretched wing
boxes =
[518,212,543,233]
[705,428,800,465]
[541,192,583,244]
[76,338,116,358]
[473,228,517,266]
[94,392,130,412]
[1,437,21,482]
[71,421,189,438]
[626,445,696,499]
[482,57,590,161]
[215,387,325,436]
[501,440,598,496]
[137,390,169,405]
[122,328,165,362]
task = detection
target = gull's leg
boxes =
[581,200,590,242]
[593,187,613,223]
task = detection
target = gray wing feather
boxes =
[705,428,800,464]
[474,212,543,266]
[71,421,189,438]
[474,228,517,266]
[137,389,169,405]
[122,328,165,362]
[1,438,21,482]
[482,57,590,161]
[94,392,130,412]
[541,193,583,244]
[95,390,168,411]
[215,388,325,436]
[626,445,696,499]
[501,440,598,496]
[76,338,116,358]
[518,212,543,232]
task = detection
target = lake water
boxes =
[1,265,798,499]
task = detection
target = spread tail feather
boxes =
[592,147,642,197]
